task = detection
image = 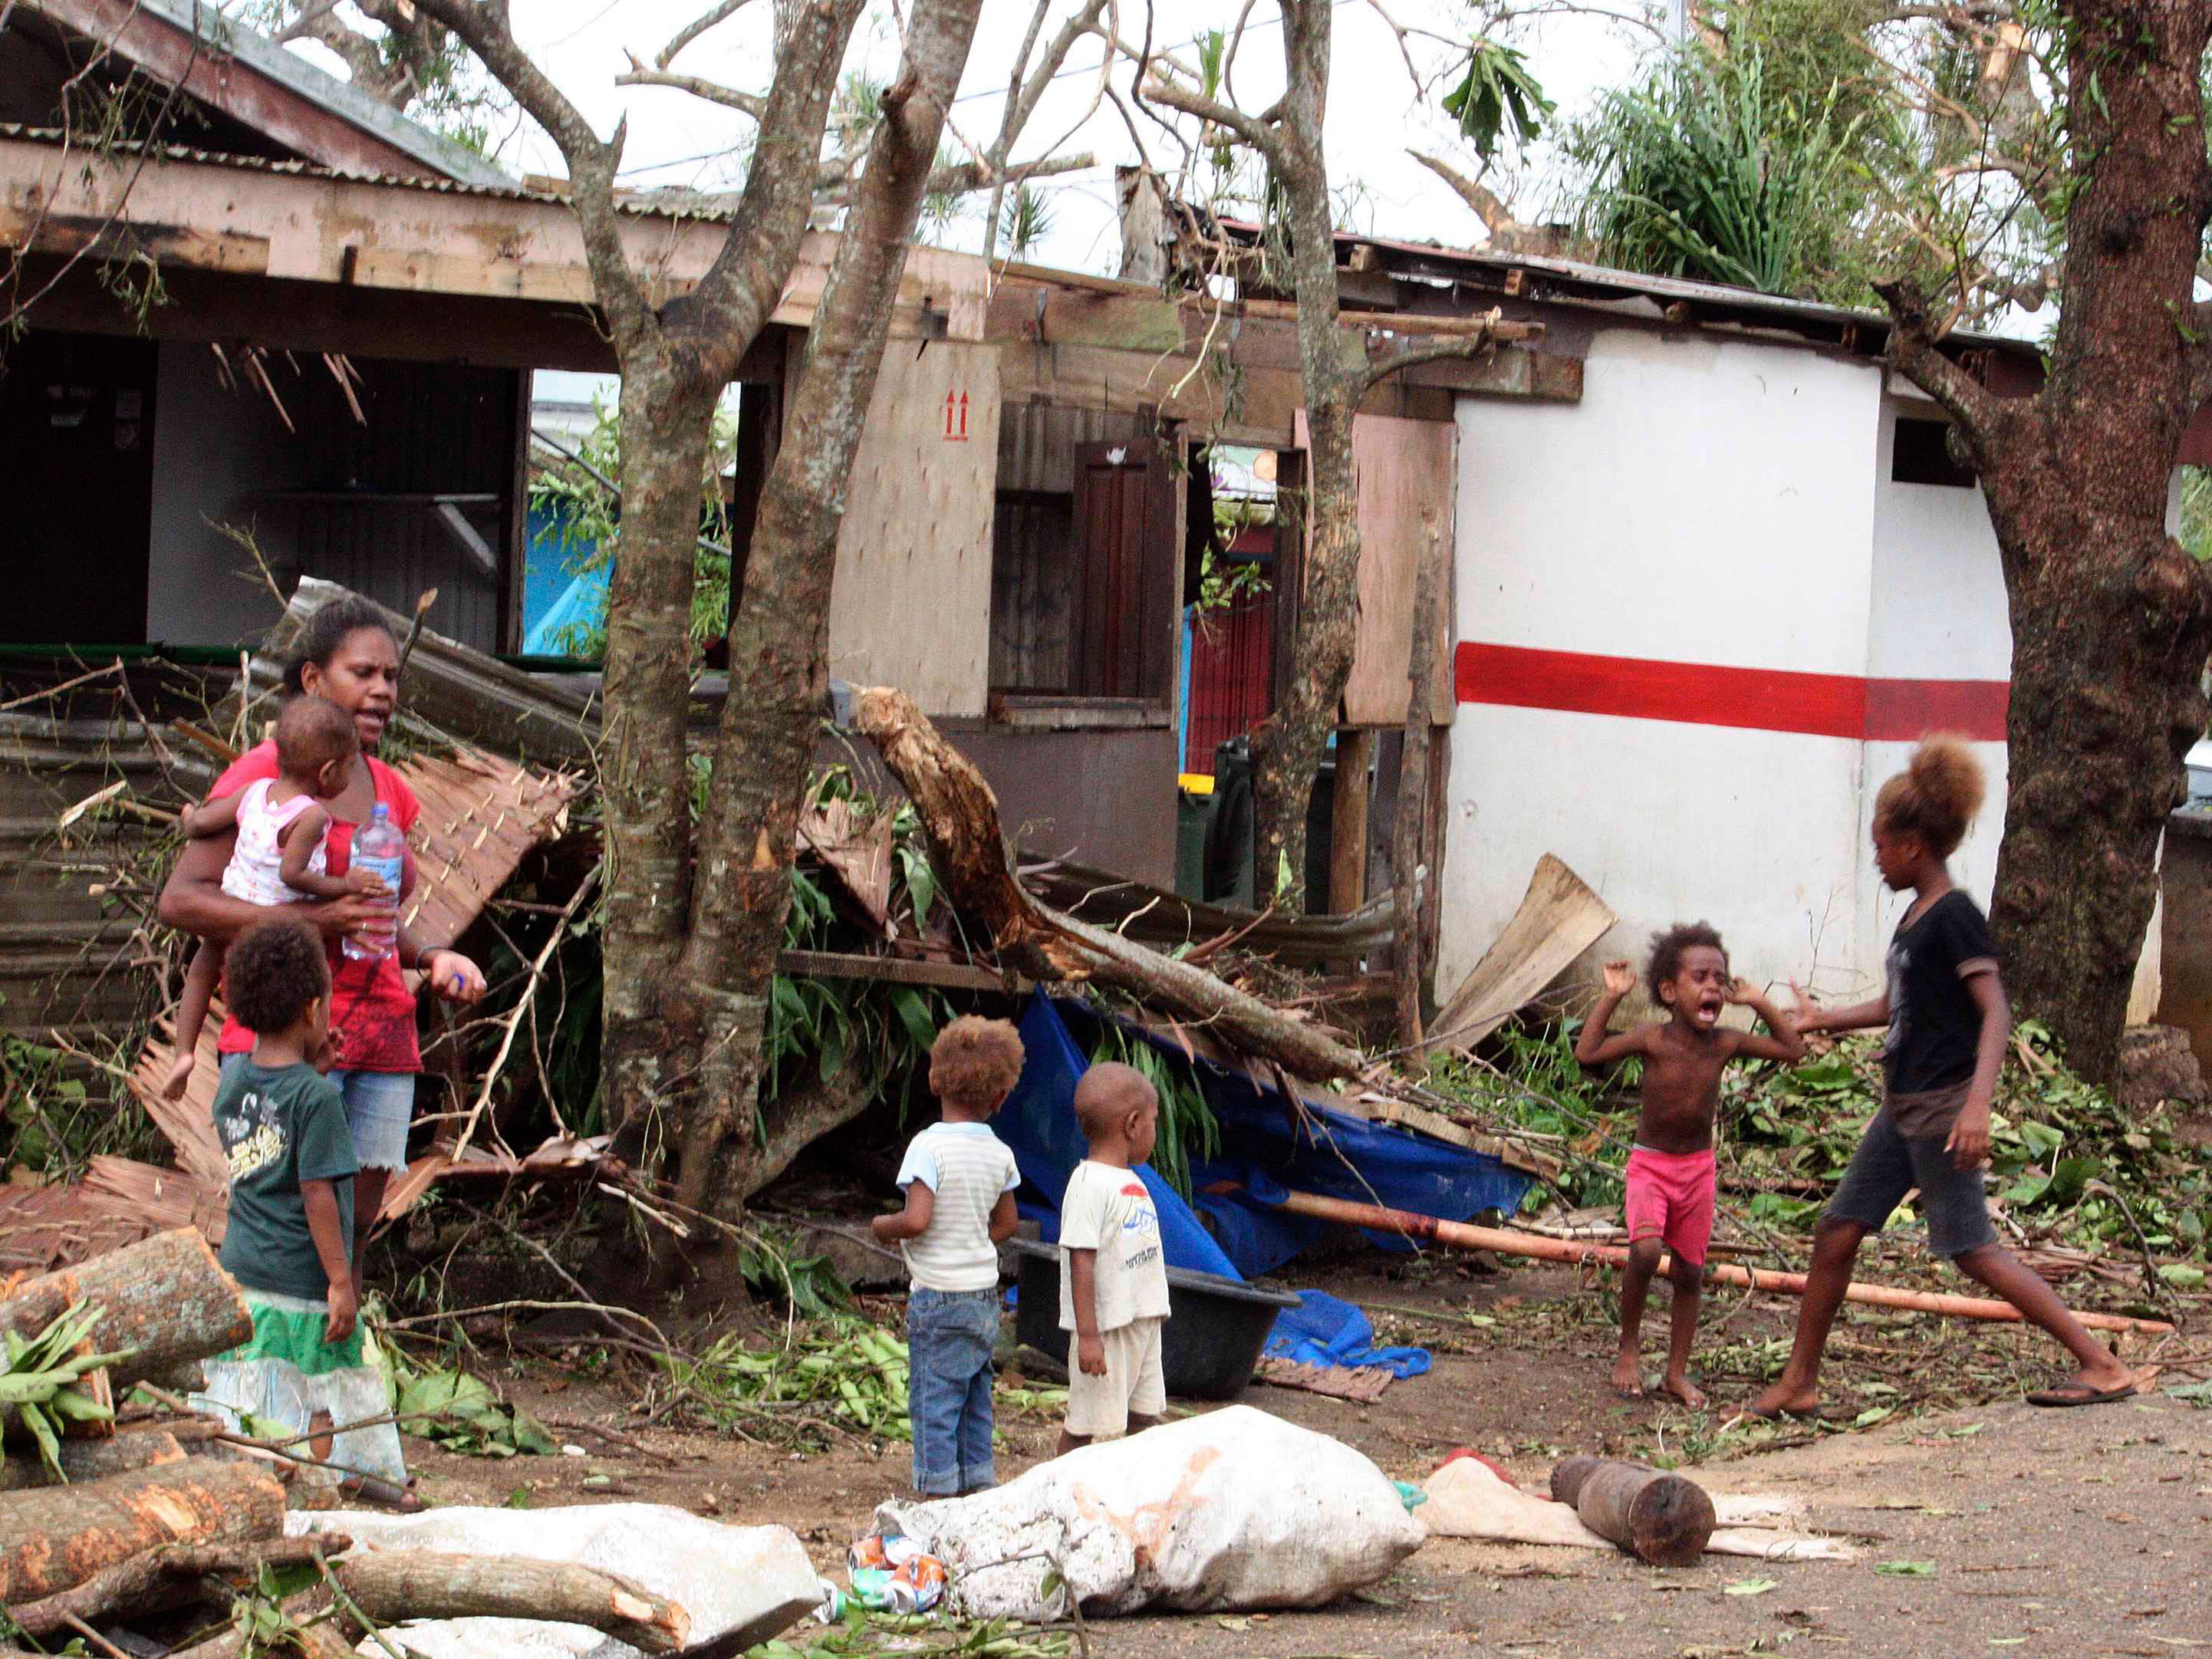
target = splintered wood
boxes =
[8,740,574,1273]
[397,746,574,956]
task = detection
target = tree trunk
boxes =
[1883,0,2212,1085]
[1248,0,1360,915]
[855,687,1368,1081]
[7,1536,343,1641]
[0,1460,284,1604]
[0,1430,183,1493]
[673,0,991,1223]
[597,379,722,1173]
[331,1552,691,1654]
[0,1230,250,1390]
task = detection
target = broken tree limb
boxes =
[0,1460,285,1603]
[7,1536,350,1641]
[1267,1190,2177,1335]
[0,1429,183,1492]
[329,1552,692,1654]
[1551,1456,1716,1568]
[854,687,1368,1081]
[0,1230,251,1390]
[1393,509,1443,1046]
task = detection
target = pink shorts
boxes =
[1624,1147,1717,1268]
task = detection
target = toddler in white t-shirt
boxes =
[1057,1062,1171,1451]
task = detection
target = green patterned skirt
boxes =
[192,1289,407,1485]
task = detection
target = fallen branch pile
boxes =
[0,1229,693,1658]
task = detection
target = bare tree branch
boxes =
[1139,64,1286,170]
[411,0,652,351]
[1872,274,2005,449]
[657,0,765,68]
[824,150,1094,209]
[615,59,766,118]
[1355,318,1538,400]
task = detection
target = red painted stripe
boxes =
[1453,643,2008,742]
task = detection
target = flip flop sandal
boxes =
[2025,1381,2138,1408]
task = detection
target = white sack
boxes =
[877,1404,1424,1621]
[287,1504,821,1657]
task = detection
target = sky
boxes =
[283,2,1671,405]
[291,1,1665,274]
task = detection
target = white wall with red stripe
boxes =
[1442,327,2166,1025]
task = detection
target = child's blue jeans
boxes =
[905,1286,1000,1496]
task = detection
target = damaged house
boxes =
[16,0,2208,1068]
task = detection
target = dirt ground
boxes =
[392,1256,2211,1658]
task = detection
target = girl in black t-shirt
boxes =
[1747,739,2140,1417]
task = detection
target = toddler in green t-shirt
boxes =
[193,918,413,1499]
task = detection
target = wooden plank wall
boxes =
[1296,412,1458,727]
[0,716,207,1050]
[989,403,1155,693]
[825,343,1002,716]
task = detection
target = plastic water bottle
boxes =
[341,803,405,963]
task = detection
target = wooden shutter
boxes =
[1071,439,1178,701]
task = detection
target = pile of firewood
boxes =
[0,1230,690,1658]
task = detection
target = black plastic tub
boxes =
[1004,1236,1302,1401]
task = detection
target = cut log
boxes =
[854,687,1368,1082]
[0,1460,284,1603]
[7,1536,350,1640]
[0,1429,184,1492]
[0,1231,251,1388]
[1266,1189,2178,1335]
[331,1552,692,1654]
[1550,1457,1716,1567]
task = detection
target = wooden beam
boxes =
[1329,729,1374,914]
[0,138,988,341]
[433,501,499,580]
[0,209,268,275]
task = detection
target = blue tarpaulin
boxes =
[993,996,1535,1373]
[1262,1290,1430,1378]
[997,995,1242,1280]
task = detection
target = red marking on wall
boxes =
[1453,643,2009,742]
[942,390,970,441]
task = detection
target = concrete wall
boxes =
[1443,329,1883,999]
[1848,394,2013,999]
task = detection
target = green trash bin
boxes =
[1176,778,1216,899]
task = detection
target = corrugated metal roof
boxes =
[0,120,734,221]
[97,0,514,189]
[1216,217,2042,359]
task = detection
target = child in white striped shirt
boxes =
[873,1015,1025,1496]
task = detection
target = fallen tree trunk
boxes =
[1550,1456,1715,1567]
[1269,1190,2177,1335]
[7,1536,349,1641]
[331,1552,692,1654]
[0,1460,285,1603]
[0,1230,251,1389]
[0,1429,183,1492]
[854,688,1367,1082]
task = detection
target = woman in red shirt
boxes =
[160,598,487,1285]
